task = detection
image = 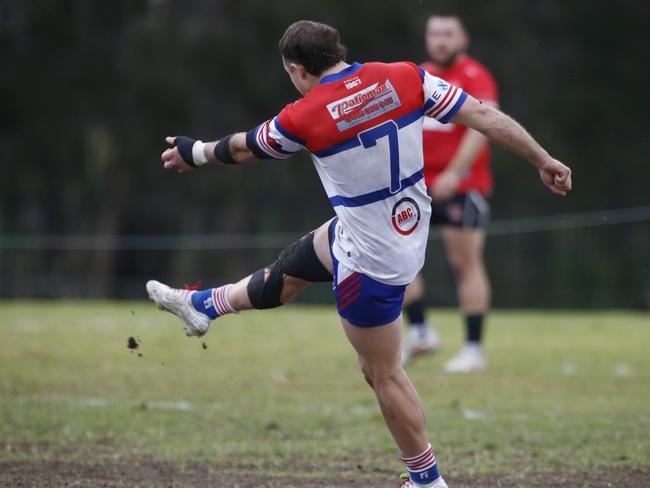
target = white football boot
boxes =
[402,324,442,365]
[145,280,211,337]
[400,472,449,488]
[443,343,487,373]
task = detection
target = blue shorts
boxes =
[328,218,406,328]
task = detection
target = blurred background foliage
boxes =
[0,0,648,307]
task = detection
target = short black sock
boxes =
[405,300,426,326]
[466,314,484,343]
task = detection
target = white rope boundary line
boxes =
[1,205,649,250]
[5,394,381,417]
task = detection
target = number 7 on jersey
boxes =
[358,120,402,194]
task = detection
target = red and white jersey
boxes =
[249,62,467,285]
[421,55,498,194]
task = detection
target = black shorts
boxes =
[430,190,490,230]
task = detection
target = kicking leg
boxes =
[227,218,334,310]
[146,219,334,336]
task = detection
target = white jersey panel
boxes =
[311,120,432,285]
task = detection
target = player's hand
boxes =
[161,136,194,173]
[538,157,572,196]
[430,169,461,202]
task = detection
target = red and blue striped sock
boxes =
[191,285,238,319]
[402,443,440,487]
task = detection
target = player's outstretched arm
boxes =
[161,133,257,173]
[450,96,572,196]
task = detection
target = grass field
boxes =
[0,302,648,487]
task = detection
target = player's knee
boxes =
[280,231,332,283]
[453,254,483,279]
[247,267,283,309]
[356,358,374,388]
[360,366,376,389]
[246,231,332,310]
[367,370,403,393]
[450,251,483,279]
[446,248,466,271]
[359,360,402,390]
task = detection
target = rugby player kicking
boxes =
[147,20,571,488]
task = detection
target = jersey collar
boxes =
[319,62,364,85]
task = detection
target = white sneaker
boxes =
[402,325,442,365]
[400,473,449,488]
[443,343,487,373]
[145,280,211,337]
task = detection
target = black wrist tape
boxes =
[175,136,197,167]
[214,134,237,164]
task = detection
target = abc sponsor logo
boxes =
[391,197,421,235]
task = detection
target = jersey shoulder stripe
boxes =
[421,72,467,124]
[274,116,305,146]
[248,116,306,160]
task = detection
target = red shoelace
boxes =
[183,281,202,291]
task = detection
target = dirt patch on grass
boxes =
[0,461,648,487]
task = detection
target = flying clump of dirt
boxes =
[127,337,144,357]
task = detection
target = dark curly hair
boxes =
[278,20,348,76]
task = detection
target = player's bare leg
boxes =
[403,273,425,305]
[443,227,490,314]
[344,316,427,452]
[442,226,490,372]
[342,316,447,487]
